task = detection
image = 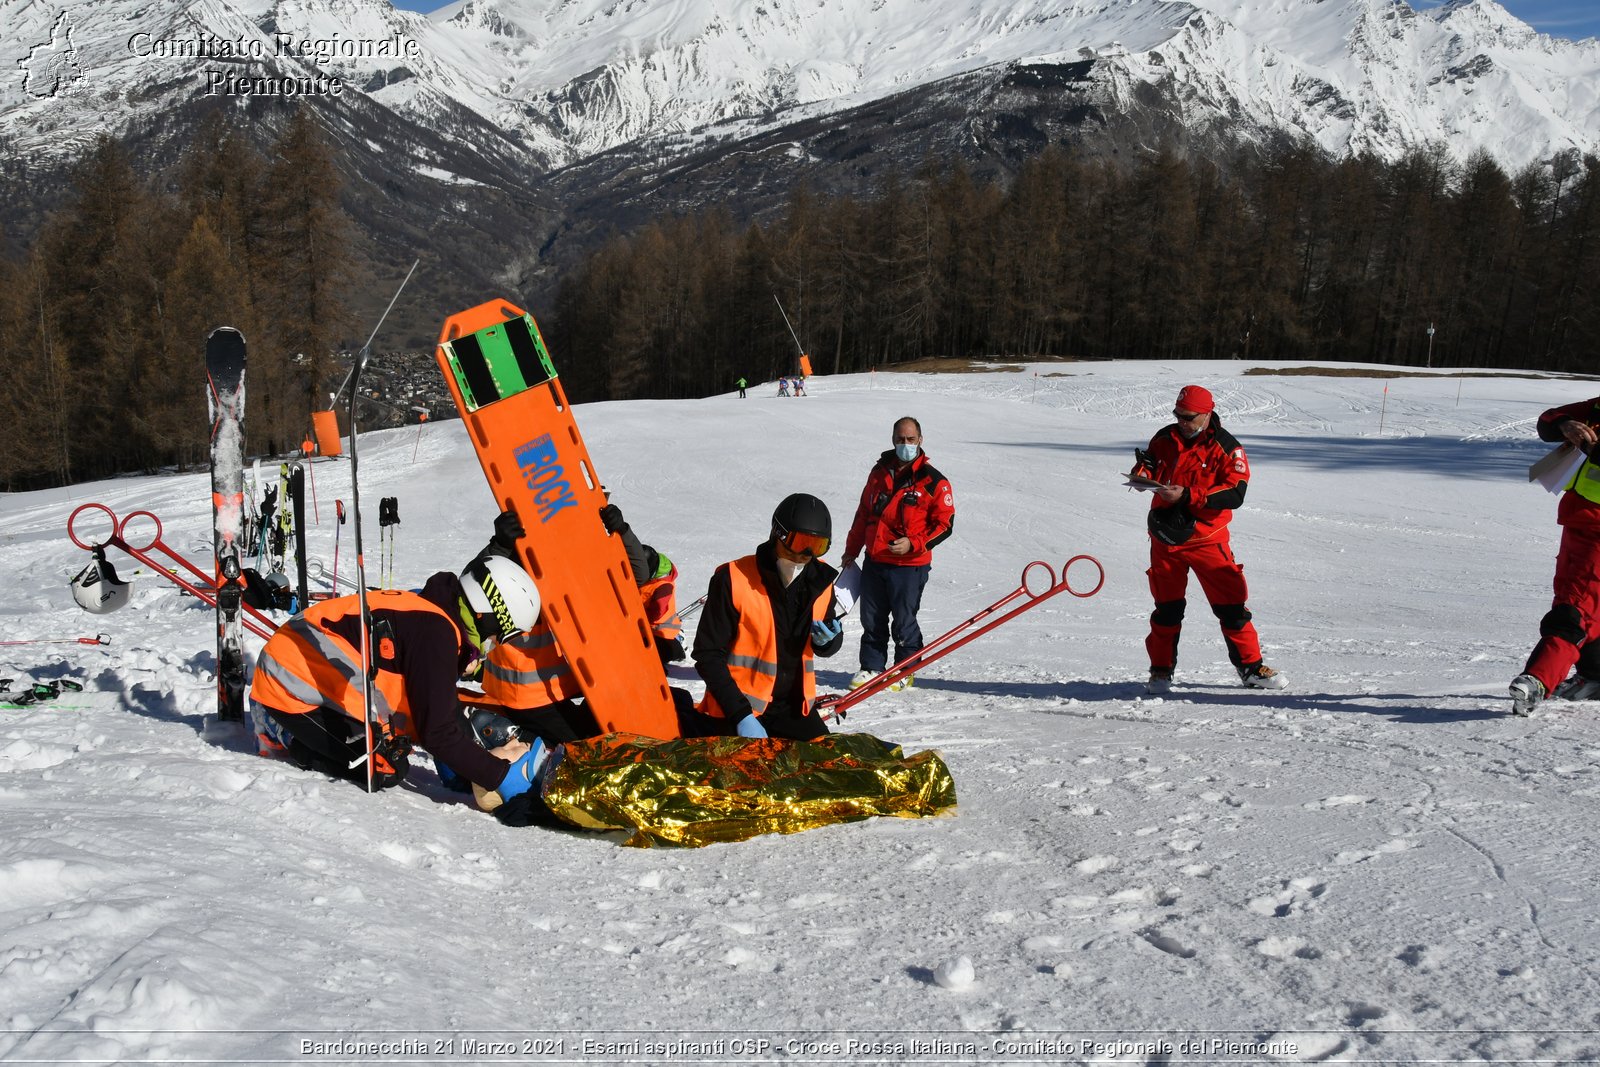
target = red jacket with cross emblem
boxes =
[842,450,956,567]
[1136,417,1250,544]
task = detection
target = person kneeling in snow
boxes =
[465,500,684,749]
[249,554,550,808]
[690,493,845,741]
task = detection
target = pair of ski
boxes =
[249,460,310,608]
[205,263,416,792]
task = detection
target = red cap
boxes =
[1176,385,1214,414]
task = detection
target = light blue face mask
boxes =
[895,443,920,463]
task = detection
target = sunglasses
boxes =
[778,528,831,558]
[1173,410,1206,422]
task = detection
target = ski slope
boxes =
[1,359,1597,1063]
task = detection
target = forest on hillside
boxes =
[0,111,348,490]
[548,145,1600,402]
[1,117,1596,490]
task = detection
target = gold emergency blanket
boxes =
[542,732,957,848]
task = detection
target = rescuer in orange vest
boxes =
[691,493,845,741]
[250,556,549,801]
[599,497,686,665]
[466,501,681,743]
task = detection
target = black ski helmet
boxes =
[771,493,831,541]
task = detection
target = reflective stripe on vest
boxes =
[481,620,580,709]
[1564,454,1600,504]
[701,555,830,719]
[249,591,451,737]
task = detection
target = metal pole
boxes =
[1426,322,1435,369]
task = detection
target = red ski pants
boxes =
[1523,523,1600,691]
[1145,530,1262,672]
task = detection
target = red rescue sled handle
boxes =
[816,554,1105,721]
[67,503,278,641]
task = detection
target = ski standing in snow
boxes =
[205,326,249,722]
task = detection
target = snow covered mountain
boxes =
[2,0,1596,317]
[3,0,1597,174]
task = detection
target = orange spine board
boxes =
[437,300,679,739]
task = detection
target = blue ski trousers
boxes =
[857,559,932,673]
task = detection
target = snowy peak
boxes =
[2,0,1598,181]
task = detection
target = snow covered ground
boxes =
[2,359,1598,1064]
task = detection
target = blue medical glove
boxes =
[496,738,548,801]
[735,714,768,739]
[811,617,843,647]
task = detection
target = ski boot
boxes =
[1146,667,1174,695]
[888,673,915,692]
[1240,664,1288,690]
[849,670,874,690]
[1509,674,1545,717]
[1553,675,1600,702]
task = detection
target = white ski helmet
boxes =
[70,548,131,615]
[459,555,540,642]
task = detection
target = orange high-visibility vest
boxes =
[639,563,683,641]
[250,590,456,739]
[700,554,830,719]
[481,618,582,710]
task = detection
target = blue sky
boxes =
[388,0,1600,41]
[1419,0,1600,40]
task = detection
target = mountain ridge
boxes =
[2,0,1596,323]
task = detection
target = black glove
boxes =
[492,509,525,553]
[599,503,627,535]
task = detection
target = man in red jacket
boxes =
[1133,385,1286,694]
[1511,395,1600,715]
[841,416,956,690]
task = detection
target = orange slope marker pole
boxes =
[436,300,679,738]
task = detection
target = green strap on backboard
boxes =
[441,315,559,412]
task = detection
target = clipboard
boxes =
[1529,442,1583,494]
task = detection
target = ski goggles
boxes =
[777,528,830,558]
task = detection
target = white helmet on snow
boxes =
[70,548,131,615]
[459,555,540,642]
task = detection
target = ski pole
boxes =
[308,454,320,525]
[814,555,1106,721]
[0,633,110,647]
[332,499,346,592]
[679,593,710,621]
[349,258,420,793]
[410,408,429,464]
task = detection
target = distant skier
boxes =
[1131,385,1286,693]
[778,377,791,397]
[737,376,747,399]
[1510,395,1600,715]
[794,377,806,397]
